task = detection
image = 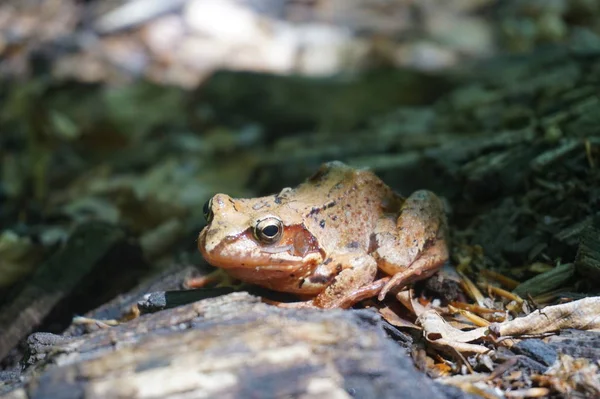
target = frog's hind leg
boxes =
[377,239,448,300]
[373,190,449,301]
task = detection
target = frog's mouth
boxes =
[198,227,323,271]
[259,245,294,254]
[200,244,318,271]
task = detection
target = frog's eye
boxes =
[254,216,283,244]
[203,198,214,223]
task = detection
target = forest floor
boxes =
[1,1,600,398]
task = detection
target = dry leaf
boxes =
[417,309,490,355]
[490,297,600,337]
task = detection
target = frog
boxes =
[198,161,449,309]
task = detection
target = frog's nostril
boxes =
[210,194,233,212]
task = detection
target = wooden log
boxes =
[4,293,473,399]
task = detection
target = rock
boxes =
[547,329,600,362]
[513,339,558,368]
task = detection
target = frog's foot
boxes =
[378,268,420,301]
[377,252,446,301]
[326,277,390,309]
[265,278,388,309]
[270,279,388,309]
[266,279,388,309]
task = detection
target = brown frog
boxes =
[198,161,448,308]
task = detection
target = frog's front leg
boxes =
[314,252,379,308]
[279,252,378,309]
[373,190,449,301]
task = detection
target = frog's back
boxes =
[291,162,401,251]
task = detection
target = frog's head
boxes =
[198,193,323,273]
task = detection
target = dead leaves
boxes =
[418,297,600,398]
[417,310,490,355]
[537,354,600,397]
[417,297,600,356]
[490,297,600,337]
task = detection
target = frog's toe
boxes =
[377,269,414,301]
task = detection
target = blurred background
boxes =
[1,0,600,367]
